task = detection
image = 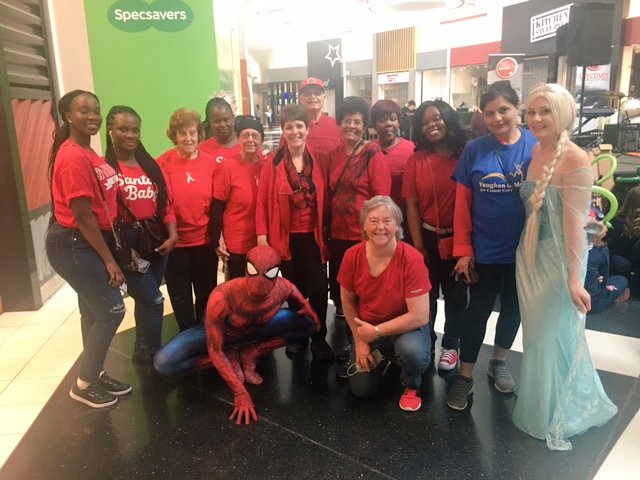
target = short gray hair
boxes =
[360,195,404,240]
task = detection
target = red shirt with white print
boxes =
[116,163,176,224]
[52,140,118,230]
[157,148,216,247]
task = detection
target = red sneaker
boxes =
[438,348,459,371]
[398,388,422,411]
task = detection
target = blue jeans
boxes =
[46,223,125,383]
[349,325,431,398]
[121,224,167,353]
[154,308,316,376]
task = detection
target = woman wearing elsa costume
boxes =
[513,83,617,450]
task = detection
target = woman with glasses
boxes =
[327,96,391,375]
[210,117,265,279]
[255,104,333,360]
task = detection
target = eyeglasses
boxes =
[239,132,262,141]
[341,119,364,127]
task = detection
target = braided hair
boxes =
[104,105,169,219]
[522,83,576,265]
[47,90,99,188]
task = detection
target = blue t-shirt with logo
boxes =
[453,128,537,263]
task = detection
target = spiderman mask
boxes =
[245,246,281,298]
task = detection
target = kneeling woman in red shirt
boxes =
[256,104,333,360]
[210,117,264,279]
[338,196,431,411]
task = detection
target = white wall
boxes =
[47,0,100,151]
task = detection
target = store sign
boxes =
[488,54,525,98]
[495,57,518,79]
[107,0,193,32]
[530,5,571,43]
[576,64,611,92]
[377,72,410,84]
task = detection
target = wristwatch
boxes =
[375,326,382,339]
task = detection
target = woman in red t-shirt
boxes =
[210,117,264,279]
[338,195,431,411]
[371,99,415,213]
[402,100,468,373]
[199,97,239,159]
[327,97,391,321]
[157,109,218,331]
[45,90,130,409]
[256,104,333,360]
[105,105,178,367]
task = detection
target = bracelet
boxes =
[375,326,382,339]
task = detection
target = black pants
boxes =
[422,229,467,350]
[328,238,359,309]
[459,263,520,364]
[165,243,218,331]
[226,252,247,280]
[280,233,328,341]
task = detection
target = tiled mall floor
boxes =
[0,282,639,478]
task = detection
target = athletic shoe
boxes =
[437,348,459,371]
[334,306,345,318]
[447,375,473,410]
[487,359,515,393]
[398,388,422,411]
[310,339,335,361]
[99,372,132,396]
[69,383,117,408]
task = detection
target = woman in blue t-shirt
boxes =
[446,81,537,411]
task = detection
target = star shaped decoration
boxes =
[324,43,342,68]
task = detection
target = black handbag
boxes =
[118,198,167,255]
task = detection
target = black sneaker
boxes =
[69,383,117,408]
[334,306,345,318]
[99,372,132,396]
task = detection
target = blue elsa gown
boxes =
[513,172,617,451]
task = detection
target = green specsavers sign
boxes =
[107,0,193,32]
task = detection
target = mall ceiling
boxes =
[244,0,522,52]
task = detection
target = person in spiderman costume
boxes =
[154,245,319,424]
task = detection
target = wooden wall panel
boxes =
[376,27,416,73]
